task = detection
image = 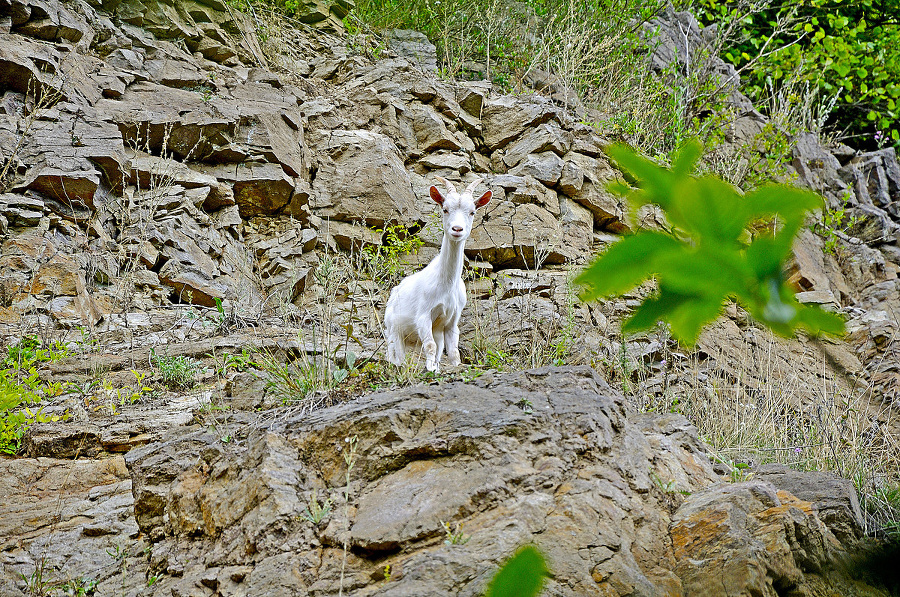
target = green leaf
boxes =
[623,287,726,344]
[484,546,549,597]
[794,305,846,336]
[672,140,703,176]
[575,233,684,301]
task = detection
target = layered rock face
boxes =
[0,0,626,334]
[122,367,872,596]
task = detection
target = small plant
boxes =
[339,435,359,597]
[441,519,470,545]
[481,347,511,371]
[210,348,258,377]
[518,397,534,414]
[59,576,98,596]
[815,195,861,255]
[708,449,753,484]
[255,348,322,403]
[362,223,425,288]
[331,350,357,384]
[19,558,59,597]
[151,350,201,390]
[650,471,690,496]
[301,489,333,525]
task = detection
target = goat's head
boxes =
[430,177,491,242]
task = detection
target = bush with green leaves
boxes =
[362,223,425,288]
[576,141,845,344]
[152,352,201,390]
[698,0,900,148]
[0,336,70,454]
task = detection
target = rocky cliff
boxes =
[1,0,899,595]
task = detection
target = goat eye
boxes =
[470,211,475,215]
[443,209,448,214]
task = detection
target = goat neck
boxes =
[436,227,466,284]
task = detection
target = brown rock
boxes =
[21,423,103,459]
[670,481,839,596]
[207,162,295,217]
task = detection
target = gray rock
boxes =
[385,29,437,71]
[482,94,560,150]
[508,151,564,186]
[310,129,419,227]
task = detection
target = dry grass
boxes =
[612,324,900,538]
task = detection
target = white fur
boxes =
[384,177,491,372]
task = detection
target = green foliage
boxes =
[151,352,201,390]
[698,0,900,148]
[575,141,845,344]
[362,223,424,287]
[349,0,673,138]
[301,489,333,524]
[255,348,322,403]
[484,545,550,597]
[58,577,99,596]
[20,558,60,597]
[210,348,259,377]
[814,195,861,255]
[1,337,70,454]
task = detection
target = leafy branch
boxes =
[576,140,845,344]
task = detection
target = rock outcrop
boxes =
[121,368,882,596]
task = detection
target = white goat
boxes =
[384,177,491,372]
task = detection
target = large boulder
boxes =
[309,129,419,227]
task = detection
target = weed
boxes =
[814,194,861,255]
[151,350,201,390]
[58,576,98,596]
[19,558,59,597]
[209,348,258,377]
[441,519,470,545]
[301,489,333,525]
[255,346,324,403]
[339,435,359,597]
[518,397,534,414]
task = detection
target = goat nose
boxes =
[452,225,463,232]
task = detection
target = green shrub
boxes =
[0,336,70,454]
[698,0,900,148]
[362,223,425,287]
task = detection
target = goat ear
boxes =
[475,190,491,208]
[430,186,445,206]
